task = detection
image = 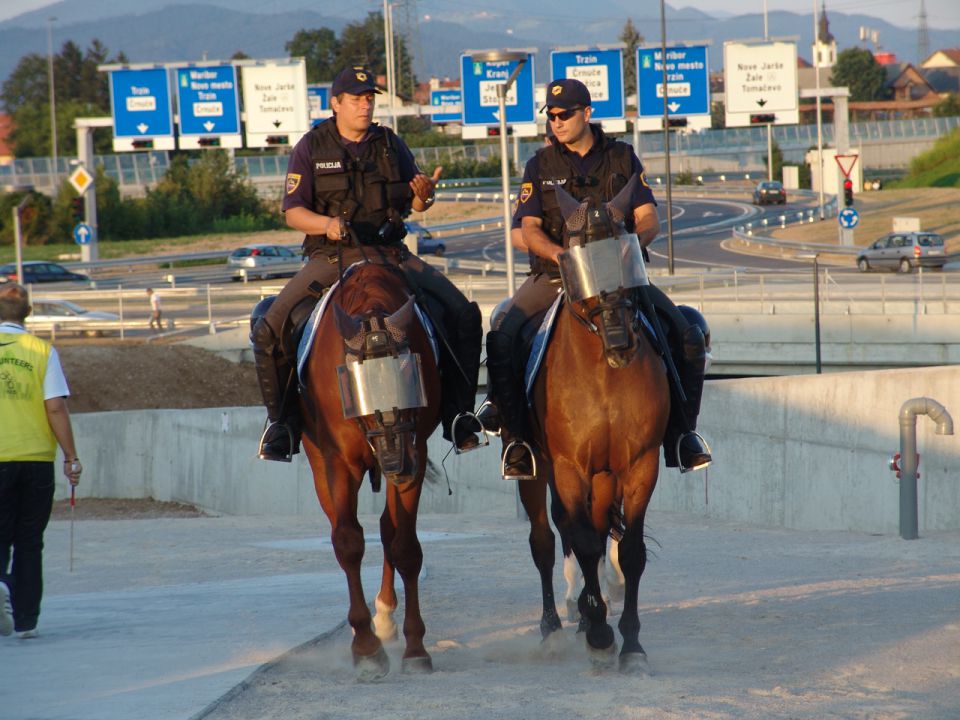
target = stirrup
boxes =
[501,439,537,481]
[677,431,712,474]
[452,411,489,455]
[475,398,502,437]
[258,421,294,463]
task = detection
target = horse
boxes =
[299,258,441,681]
[517,179,671,672]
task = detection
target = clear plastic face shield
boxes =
[558,233,649,303]
[337,352,427,419]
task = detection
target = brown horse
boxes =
[518,182,671,672]
[300,259,441,681]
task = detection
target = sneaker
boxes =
[0,582,12,636]
[17,628,38,639]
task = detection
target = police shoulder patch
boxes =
[639,171,651,189]
[519,182,533,203]
[285,173,302,195]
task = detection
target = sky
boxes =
[1,0,958,29]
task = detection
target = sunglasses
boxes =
[547,107,582,122]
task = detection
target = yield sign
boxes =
[68,166,93,195]
[835,154,859,178]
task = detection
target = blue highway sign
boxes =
[550,48,624,120]
[430,89,462,123]
[73,223,93,246]
[636,45,709,119]
[838,208,860,229]
[459,53,536,126]
[175,65,240,136]
[108,68,174,139]
[308,84,330,127]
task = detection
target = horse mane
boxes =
[334,262,408,316]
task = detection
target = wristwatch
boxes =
[423,194,435,207]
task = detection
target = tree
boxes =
[620,19,643,103]
[932,93,960,118]
[830,48,891,102]
[336,12,415,97]
[285,28,340,83]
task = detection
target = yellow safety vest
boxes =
[0,331,57,462]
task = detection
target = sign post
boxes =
[635,44,711,131]
[551,46,626,133]
[174,64,242,149]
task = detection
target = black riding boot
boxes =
[251,318,301,462]
[664,325,712,473]
[486,329,534,478]
[439,302,484,452]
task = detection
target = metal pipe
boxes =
[898,397,954,540]
[660,0,675,275]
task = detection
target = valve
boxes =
[888,452,919,480]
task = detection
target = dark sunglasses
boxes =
[547,107,582,122]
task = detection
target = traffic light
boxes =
[749,113,776,125]
[843,178,854,207]
[70,196,85,223]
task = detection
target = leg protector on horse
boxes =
[442,301,484,452]
[250,315,301,462]
[486,329,534,478]
[663,324,712,472]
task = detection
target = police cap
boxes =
[331,66,382,96]
[542,78,591,112]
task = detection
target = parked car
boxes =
[227,244,302,280]
[26,298,119,337]
[856,231,947,273]
[405,221,446,256]
[752,181,787,205]
[0,261,89,284]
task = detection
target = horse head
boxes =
[332,293,427,482]
[555,176,648,369]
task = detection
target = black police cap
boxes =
[542,78,592,112]
[331,66,382,96]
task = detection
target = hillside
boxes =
[891,129,960,189]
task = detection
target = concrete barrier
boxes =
[67,366,959,535]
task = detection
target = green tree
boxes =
[932,93,960,118]
[829,48,891,102]
[763,140,785,182]
[619,19,643,102]
[336,12,415,97]
[286,28,340,83]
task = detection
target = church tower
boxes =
[813,1,837,68]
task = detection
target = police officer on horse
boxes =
[251,65,483,461]
[479,78,712,478]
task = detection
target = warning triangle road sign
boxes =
[835,154,858,178]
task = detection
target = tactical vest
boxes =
[530,125,635,275]
[304,119,413,254]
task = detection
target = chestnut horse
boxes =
[518,182,670,672]
[300,259,441,681]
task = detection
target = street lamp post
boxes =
[47,16,58,192]
[6,185,34,287]
[470,50,527,297]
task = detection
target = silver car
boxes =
[27,298,120,337]
[856,232,947,273]
[227,243,302,280]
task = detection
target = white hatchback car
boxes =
[227,244,302,280]
[27,298,120,337]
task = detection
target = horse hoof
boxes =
[619,651,650,675]
[354,646,390,682]
[540,610,562,639]
[587,641,618,670]
[401,655,433,674]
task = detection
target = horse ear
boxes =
[384,295,415,336]
[605,174,638,227]
[555,183,589,234]
[332,302,362,344]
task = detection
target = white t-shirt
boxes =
[0,321,70,399]
[150,292,161,311]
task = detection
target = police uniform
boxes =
[251,66,482,461]
[485,78,711,475]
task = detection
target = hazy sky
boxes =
[1,0,957,30]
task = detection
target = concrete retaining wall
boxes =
[67,366,959,535]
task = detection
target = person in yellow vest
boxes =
[0,283,82,639]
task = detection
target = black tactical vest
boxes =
[304,119,413,254]
[530,125,635,274]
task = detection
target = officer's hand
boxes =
[325,216,347,242]
[410,166,443,204]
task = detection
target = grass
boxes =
[889,129,960,189]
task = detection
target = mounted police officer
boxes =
[251,65,483,461]
[480,78,712,478]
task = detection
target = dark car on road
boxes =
[0,261,89,284]
[752,181,787,205]
[856,231,947,273]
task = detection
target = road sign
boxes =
[550,48,624,121]
[73,223,93,245]
[838,207,860,229]
[724,41,799,127]
[108,67,175,151]
[459,52,536,128]
[835,154,859,178]
[241,61,310,148]
[430,89,462,123]
[68,166,93,195]
[175,65,242,149]
[635,44,710,131]
[307,84,331,127]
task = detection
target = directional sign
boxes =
[838,208,860,229]
[550,48,624,121]
[175,64,242,149]
[73,223,93,246]
[430,89,462,123]
[459,52,536,130]
[724,41,799,127]
[68,166,93,195]
[241,61,310,148]
[108,67,175,151]
[307,84,331,127]
[636,44,710,131]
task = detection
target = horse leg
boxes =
[519,476,561,638]
[374,511,399,643]
[561,546,582,625]
[605,536,625,606]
